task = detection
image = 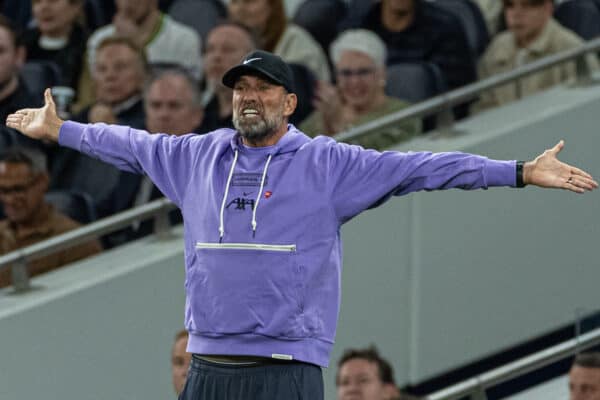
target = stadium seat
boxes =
[293,0,348,54]
[49,149,123,219]
[555,0,600,41]
[168,0,227,40]
[430,0,490,57]
[287,63,316,125]
[386,62,448,131]
[84,0,115,32]
[385,62,447,103]
[19,61,62,100]
[337,0,372,30]
[45,190,98,224]
[1,0,31,30]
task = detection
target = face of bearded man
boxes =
[232,97,285,143]
[231,75,289,145]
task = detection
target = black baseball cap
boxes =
[222,50,295,93]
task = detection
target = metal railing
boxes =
[0,197,177,292]
[2,37,600,293]
[335,36,600,143]
[426,327,600,400]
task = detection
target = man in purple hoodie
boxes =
[6,50,598,400]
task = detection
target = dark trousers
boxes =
[178,355,324,400]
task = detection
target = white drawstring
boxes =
[252,154,272,237]
[219,149,238,241]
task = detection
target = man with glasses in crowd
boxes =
[0,146,102,288]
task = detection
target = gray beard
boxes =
[233,106,285,144]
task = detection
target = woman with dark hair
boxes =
[228,0,331,82]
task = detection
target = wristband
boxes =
[516,161,526,188]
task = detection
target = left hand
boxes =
[524,140,598,193]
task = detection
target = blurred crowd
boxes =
[0,0,598,286]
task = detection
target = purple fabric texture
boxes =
[59,121,516,367]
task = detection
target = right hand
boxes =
[313,81,353,135]
[5,88,64,142]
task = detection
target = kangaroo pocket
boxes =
[189,242,304,338]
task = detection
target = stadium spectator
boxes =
[358,0,477,92]
[21,0,87,91]
[171,330,191,396]
[100,67,196,247]
[473,0,598,112]
[87,0,201,77]
[47,36,147,224]
[569,352,600,400]
[0,14,41,143]
[145,67,204,135]
[74,36,146,127]
[201,22,256,132]
[300,29,420,150]
[472,0,503,36]
[336,345,403,400]
[0,146,102,288]
[228,0,331,82]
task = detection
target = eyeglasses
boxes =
[336,67,376,79]
[0,176,40,196]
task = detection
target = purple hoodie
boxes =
[59,121,516,367]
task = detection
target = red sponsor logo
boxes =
[264,191,272,199]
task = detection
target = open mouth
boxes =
[241,108,260,117]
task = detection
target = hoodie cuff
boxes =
[485,159,517,187]
[58,120,86,150]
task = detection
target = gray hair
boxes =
[144,66,203,108]
[0,146,48,174]
[329,29,387,67]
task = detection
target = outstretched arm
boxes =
[523,141,597,193]
[5,88,64,141]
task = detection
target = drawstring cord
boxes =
[252,154,272,237]
[219,149,238,242]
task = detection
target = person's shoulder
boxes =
[481,31,514,63]
[279,24,321,49]
[186,128,236,147]
[47,207,81,234]
[298,110,323,138]
[384,96,411,110]
[284,23,311,38]
[160,14,200,40]
[297,133,340,153]
[547,19,585,49]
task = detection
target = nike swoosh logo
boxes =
[243,192,253,196]
[243,58,262,64]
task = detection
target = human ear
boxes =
[283,93,297,118]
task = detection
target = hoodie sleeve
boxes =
[58,121,203,207]
[326,141,516,223]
